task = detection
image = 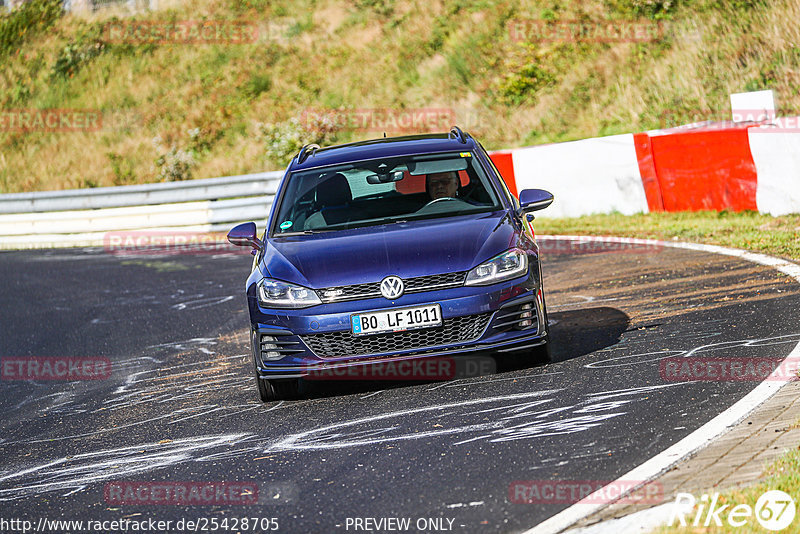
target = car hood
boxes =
[262,211,519,289]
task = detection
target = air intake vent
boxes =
[259,334,304,363]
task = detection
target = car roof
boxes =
[289,132,479,171]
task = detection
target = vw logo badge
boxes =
[380,276,404,300]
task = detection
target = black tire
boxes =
[251,330,300,402]
[533,335,553,364]
[535,286,553,363]
[257,375,300,402]
[255,370,273,402]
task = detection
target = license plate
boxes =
[351,304,442,336]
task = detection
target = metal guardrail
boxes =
[0,171,284,249]
[0,172,283,213]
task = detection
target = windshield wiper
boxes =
[281,219,410,235]
[279,229,333,236]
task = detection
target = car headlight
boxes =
[258,279,321,308]
[465,248,529,286]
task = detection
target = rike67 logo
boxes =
[670,490,796,531]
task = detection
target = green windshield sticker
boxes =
[279,221,293,230]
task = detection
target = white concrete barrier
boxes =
[509,133,649,218]
[749,119,800,215]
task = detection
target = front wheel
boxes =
[533,335,552,364]
[533,285,553,363]
[256,376,300,402]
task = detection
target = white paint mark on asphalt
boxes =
[0,434,254,501]
[146,338,217,350]
[265,386,675,452]
[445,501,484,509]
[171,295,234,311]
[585,333,800,369]
[583,384,685,401]
[424,371,566,392]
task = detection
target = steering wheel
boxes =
[419,197,458,209]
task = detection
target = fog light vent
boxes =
[519,303,534,328]
[493,300,539,331]
[258,334,305,362]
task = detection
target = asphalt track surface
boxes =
[1,240,800,533]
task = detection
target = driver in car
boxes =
[426,171,460,200]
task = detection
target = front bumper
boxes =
[249,275,548,379]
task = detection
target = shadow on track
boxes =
[496,306,631,372]
[548,306,630,363]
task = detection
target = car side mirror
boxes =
[518,189,554,213]
[227,222,263,254]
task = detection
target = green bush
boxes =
[51,42,105,80]
[107,152,136,185]
[497,62,555,106]
[604,0,678,19]
[256,114,339,165]
[153,134,197,182]
[242,73,272,99]
[0,0,62,57]
[50,22,107,80]
[356,0,395,17]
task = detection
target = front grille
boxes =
[302,313,491,358]
[317,271,467,303]
[318,281,381,302]
[404,272,466,291]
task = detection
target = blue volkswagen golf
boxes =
[228,127,554,401]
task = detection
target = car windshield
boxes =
[272,151,502,235]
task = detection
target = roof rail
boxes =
[449,126,467,144]
[297,143,320,164]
